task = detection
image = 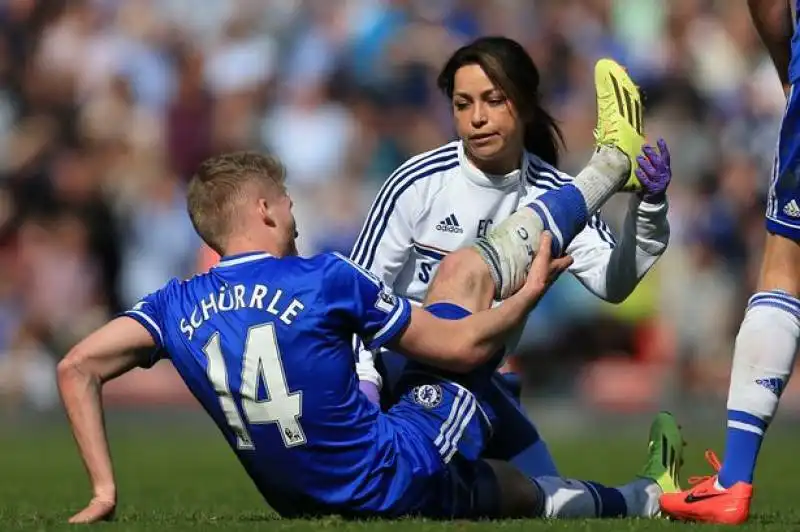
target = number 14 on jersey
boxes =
[203,323,306,450]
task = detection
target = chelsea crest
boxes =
[412,384,443,409]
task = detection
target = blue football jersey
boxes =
[123,251,442,515]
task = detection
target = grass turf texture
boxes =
[1,417,798,531]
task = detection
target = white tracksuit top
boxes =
[349,140,670,387]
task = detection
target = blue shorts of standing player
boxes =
[767,84,800,240]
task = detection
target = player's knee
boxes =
[425,249,494,310]
[437,251,479,284]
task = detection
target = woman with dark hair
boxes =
[349,37,674,518]
[436,36,564,170]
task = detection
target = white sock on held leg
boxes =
[616,478,661,518]
[572,146,631,214]
[472,208,546,299]
[533,476,600,518]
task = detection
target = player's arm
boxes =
[559,141,671,303]
[388,233,571,372]
[566,195,669,303]
[748,0,793,90]
[58,316,155,523]
[330,235,569,374]
[349,176,418,393]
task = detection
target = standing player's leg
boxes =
[660,86,800,526]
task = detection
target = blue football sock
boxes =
[718,409,768,487]
[527,184,589,257]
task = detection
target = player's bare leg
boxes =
[423,249,495,311]
[759,233,800,294]
[661,1,800,522]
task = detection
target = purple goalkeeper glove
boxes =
[359,380,381,405]
[635,138,671,204]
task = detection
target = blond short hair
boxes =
[187,151,286,255]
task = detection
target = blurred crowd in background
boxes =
[0,0,795,416]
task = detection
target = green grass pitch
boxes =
[1,416,798,531]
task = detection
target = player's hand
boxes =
[635,138,671,204]
[520,232,572,307]
[68,493,116,524]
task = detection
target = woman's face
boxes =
[451,64,525,172]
